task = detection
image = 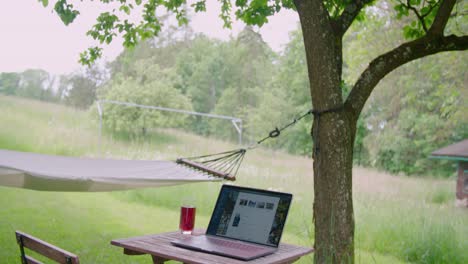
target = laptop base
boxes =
[171,235,277,261]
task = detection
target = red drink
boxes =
[179,206,196,234]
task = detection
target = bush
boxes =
[98,64,192,135]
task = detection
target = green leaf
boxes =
[38,0,49,7]
[54,0,80,25]
[119,5,131,15]
[236,0,248,7]
[191,1,206,12]
[421,6,430,15]
[79,46,102,66]
[355,11,366,22]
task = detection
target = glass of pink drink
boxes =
[179,205,196,235]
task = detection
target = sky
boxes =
[0,1,299,75]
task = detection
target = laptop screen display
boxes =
[206,185,292,247]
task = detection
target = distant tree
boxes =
[108,40,157,78]
[342,5,468,176]
[65,75,97,109]
[254,28,313,154]
[16,69,56,102]
[176,36,229,113]
[58,66,105,109]
[100,60,192,134]
[173,30,275,138]
[367,53,467,176]
[43,0,467,262]
[0,72,21,95]
[209,27,277,140]
[233,26,277,88]
[109,15,194,78]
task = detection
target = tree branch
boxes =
[428,0,457,36]
[333,0,374,36]
[344,34,468,118]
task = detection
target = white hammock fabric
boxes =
[0,149,222,192]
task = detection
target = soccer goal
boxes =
[96,99,243,147]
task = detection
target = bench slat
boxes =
[16,231,80,264]
[25,255,43,264]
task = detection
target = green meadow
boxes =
[0,95,466,263]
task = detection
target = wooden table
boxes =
[111,230,313,264]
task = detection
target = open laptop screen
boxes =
[206,185,292,247]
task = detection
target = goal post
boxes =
[96,99,243,149]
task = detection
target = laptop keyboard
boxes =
[208,237,264,252]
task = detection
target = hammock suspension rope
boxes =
[177,108,319,180]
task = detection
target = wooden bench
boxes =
[15,231,80,264]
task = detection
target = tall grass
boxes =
[426,188,453,204]
[0,95,467,263]
[355,194,467,264]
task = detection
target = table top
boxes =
[111,230,314,264]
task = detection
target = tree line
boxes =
[0,66,103,110]
[1,8,465,177]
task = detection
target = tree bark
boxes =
[312,110,355,263]
[294,0,355,263]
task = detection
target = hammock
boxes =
[0,109,314,192]
[0,149,241,192]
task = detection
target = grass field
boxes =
[0,95,466,263]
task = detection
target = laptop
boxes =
[171,184,293,261]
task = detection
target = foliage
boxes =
[343,7,467,176]
[53,0,80,25]
[0,67,102,110]
[109,13,194,77]
[175,36,231,114]
[65,75,97,109]
[0,69,57,102]
[99,61,192,135]
[43,0,372,65]
[0,72,21,95]
[58,67,105,109]
[246,88,313,155]
[207,27,278,141]
[427,187,452,204]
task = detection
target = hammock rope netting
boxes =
[177,149,247,181]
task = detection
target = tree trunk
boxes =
[294,0,355,262]
[312,112,355,263]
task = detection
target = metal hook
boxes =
[269,128,280,138]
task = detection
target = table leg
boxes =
[151,255,170,264]
[123,248,144,255]
[279,257,300,264]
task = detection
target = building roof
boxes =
[431,139,468,161]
